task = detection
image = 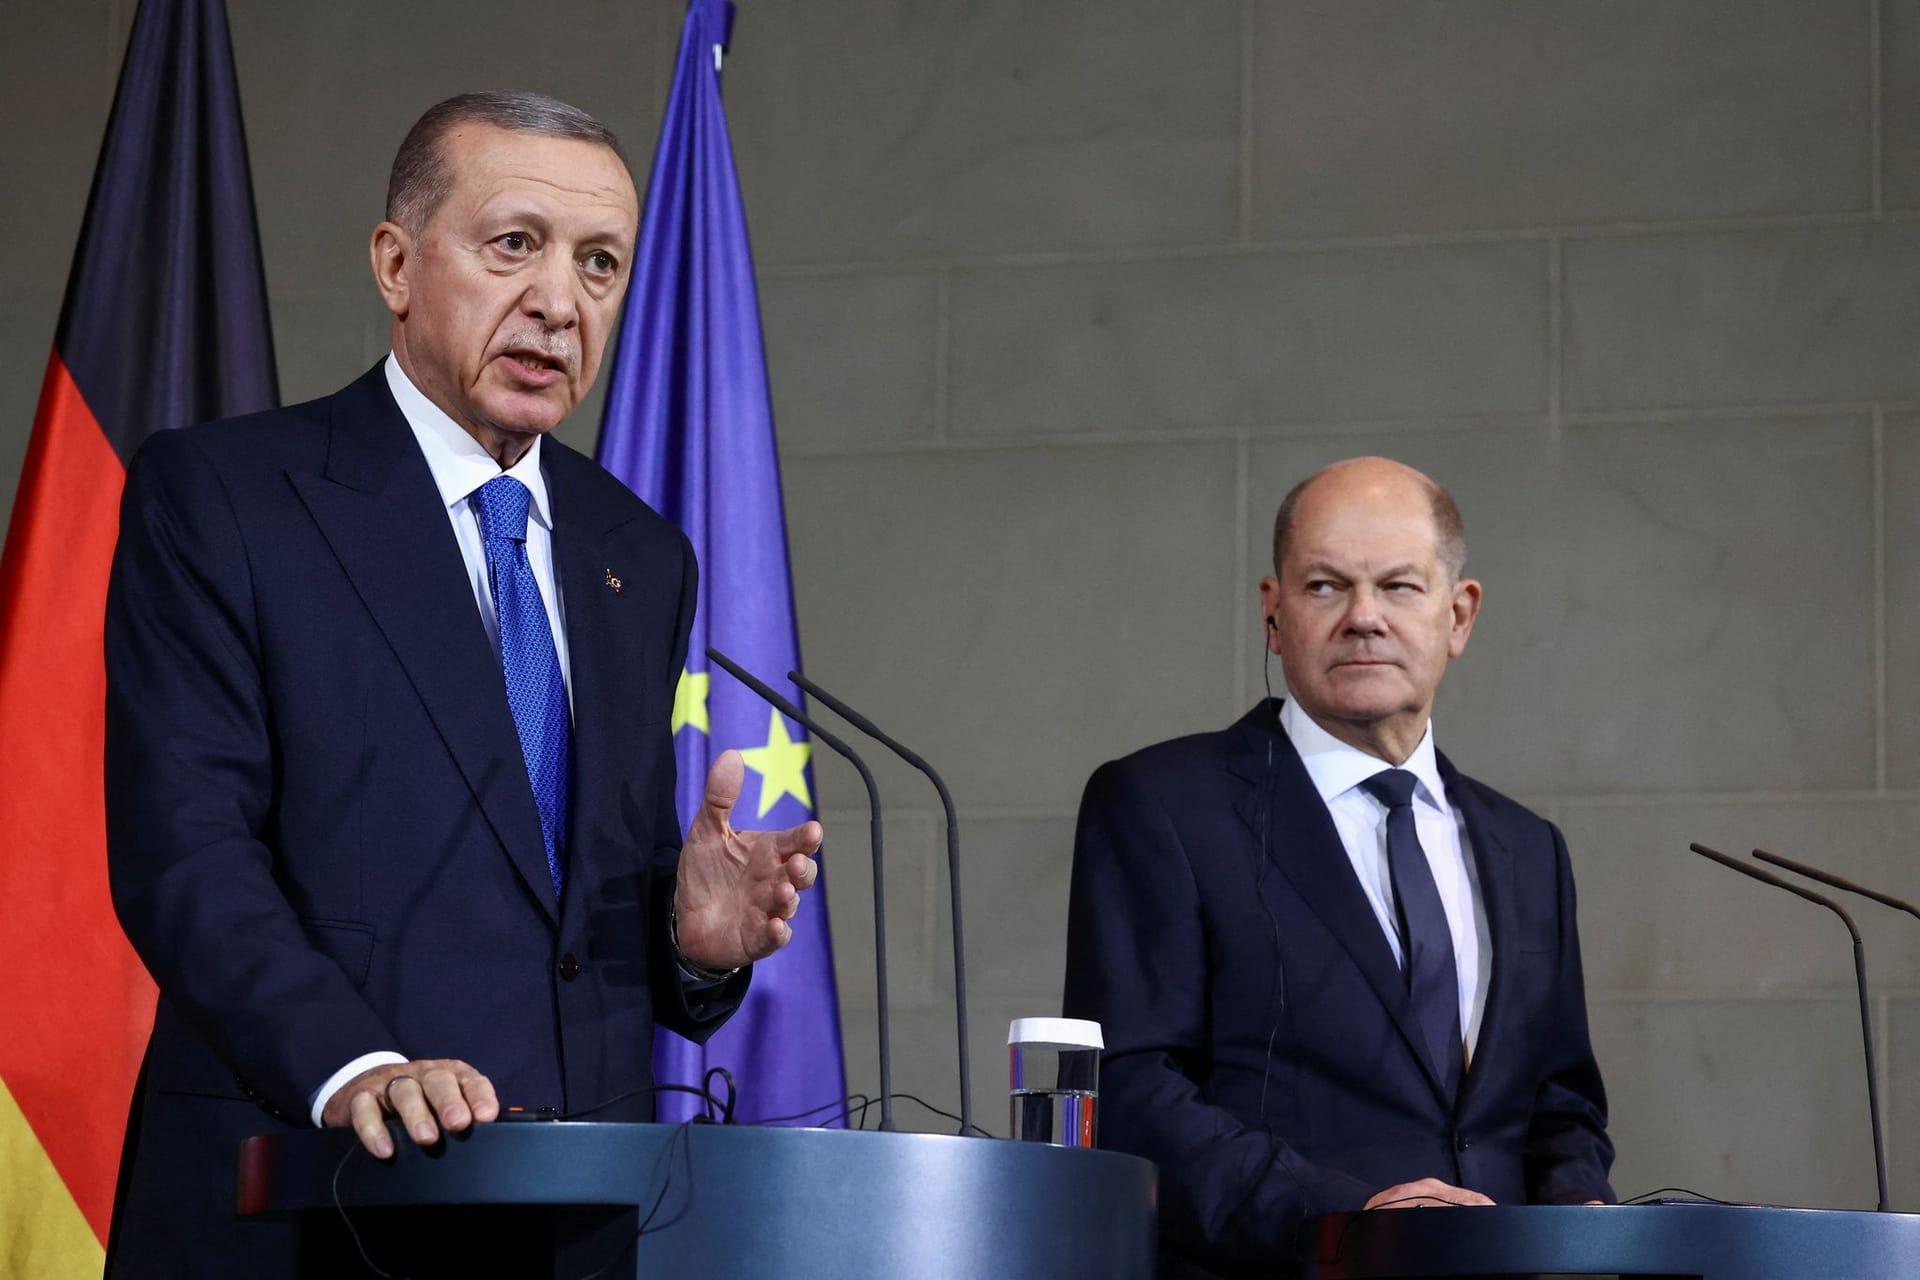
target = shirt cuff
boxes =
[676,960,738,992]
[309,1051,410,1128]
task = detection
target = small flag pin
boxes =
[604,569,623,595]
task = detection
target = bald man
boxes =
[1064,458,1613,1278]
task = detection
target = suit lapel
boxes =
[1441,751,1518,1112]
[1229,702,1454,1106]
[542,444,659,939]
[287,367,558,925]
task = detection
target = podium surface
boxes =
[239,1120,1155,1278]
[1306,1202,1920,1279]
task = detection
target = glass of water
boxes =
[1008,1017,1102,1148]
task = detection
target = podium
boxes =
[238,1121,1155,1278]
[1304,1203,1920,1279]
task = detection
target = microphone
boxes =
[789,670,974,1137]
[1687,842,1888,1211]
[707,647,895,1132]
[1751,848,1920,923]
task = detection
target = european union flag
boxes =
[596,0,847,1126]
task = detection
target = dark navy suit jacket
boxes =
[101,366,743,1275]
[1063,702,1612,1277]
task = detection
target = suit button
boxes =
[1455,1135,1470,1152]
[558,953,582,981]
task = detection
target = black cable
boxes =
[741,1092,872,1126]
[330,1140,401,1279]
[1620,1185,1741,1206]
[562,1080,731,1122]
[1254,653,1287,1122]
[699,1066,737,1125]
[833,1090,996,1138]
[635,1120,696,1234]
[891,1091,997,1138]
[566,1118,700,1280]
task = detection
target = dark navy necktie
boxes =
[1359,768,1462,1096]
[471,475,570,901]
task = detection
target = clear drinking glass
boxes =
[1007,1017,1102,1147]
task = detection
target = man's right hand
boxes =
[1364,1177,1495,1210]
[320,1058,499,1158]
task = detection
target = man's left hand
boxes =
[674,749,823,971]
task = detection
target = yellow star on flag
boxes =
[672,667,710,735]
[739,709,812,818]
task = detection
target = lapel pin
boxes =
[604,569,623,595]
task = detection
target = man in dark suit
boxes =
[1064,457,1613,1277]
[102,93,823,1275]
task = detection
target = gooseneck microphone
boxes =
[1752,848,1920,923]
[1688,842,1888,1211]
[789,670,974,1137]
[707,648,895,1132]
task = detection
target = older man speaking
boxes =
[103,93,822,1276]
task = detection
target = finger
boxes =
[348,1088,395,1158]
[773,820,824,856]
[766,916,792,950]
[386,1075,440,1146]
[695,751,745,834]
[786,854,818,891]
[1414,1181,1490,1207]
[419,1066,472,1131]
[1422,1179,1490,1206]
[463,1069,500,1123]
[751,875,800,921]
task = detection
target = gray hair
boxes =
[386,91,626,236]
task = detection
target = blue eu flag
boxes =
[596,0,847,1126]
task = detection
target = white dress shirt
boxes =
[1279,699,1492,1061]
[306,355,575,1125]
[385,354,573,700]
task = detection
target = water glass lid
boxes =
[1007,1017,1103,1049]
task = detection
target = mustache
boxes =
[498,332,578,371]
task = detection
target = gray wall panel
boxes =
[1558,797,1920,995]
[951,243,1548,437]
[1252,0,1871,238]
[1563,225,1920,413]
[1593,998,1886,1209]
[726,0,1242,265]
[764,271,940,449]
[0,0,111,308]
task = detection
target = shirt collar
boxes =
[1279,698,1449,814]
[385,353,552,531]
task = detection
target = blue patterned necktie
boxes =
[471,475,570,901]
[1359,768,1462,1097]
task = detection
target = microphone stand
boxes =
[1752,848,1920,923]
[709,648,894,1131]
[1689,843,1888,1211]
[789,670,974,1137]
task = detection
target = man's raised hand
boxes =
[673,749,823,972]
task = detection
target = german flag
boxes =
[0,0,276,1272]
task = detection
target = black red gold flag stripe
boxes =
[0,1,275,1271]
